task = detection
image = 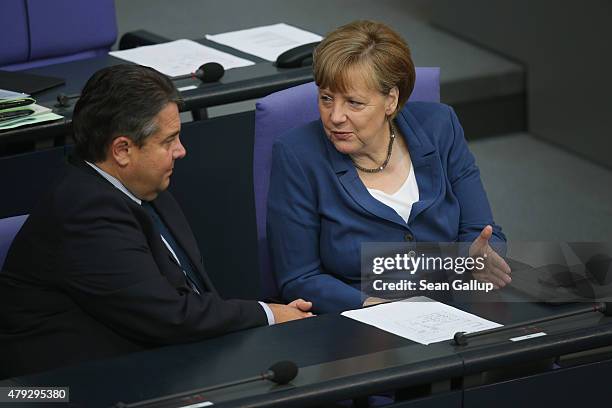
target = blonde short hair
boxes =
[313,20,416,117]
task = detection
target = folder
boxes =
[0,70,65,95]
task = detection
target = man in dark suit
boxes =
[0,64,312,379]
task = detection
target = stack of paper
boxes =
[206,23,323,62]
[342,297,502,345]
[109,39,255,77]
[0,89,62,131]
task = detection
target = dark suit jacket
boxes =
[0,158,266,379]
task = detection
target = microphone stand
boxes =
[113,372,274,408]
[453,302,611,346]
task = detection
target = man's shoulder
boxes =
[56,161,120,199]
[34,160,136,220]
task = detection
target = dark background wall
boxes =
[414,0,612,169]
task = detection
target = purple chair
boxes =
[0,0,117,71]
[254,67,440,299]
[0,215,28,270]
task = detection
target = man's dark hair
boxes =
[72,64,182,162]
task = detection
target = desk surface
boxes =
[8,294,612,408]
[0,40,313,146]
[26,38,315,112]
[1,12,525,147]
[115,1,524,104]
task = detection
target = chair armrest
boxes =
[118,30,171,50]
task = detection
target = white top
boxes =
[367,164,420,223]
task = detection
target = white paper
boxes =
[206,23,322,62]
[509,332,546,342]
[179,401,213,408]
[177,85,198,92]
[342,297,502,345]
[0,89,29,99]
[109,39,255,77]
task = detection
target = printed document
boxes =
[342,297,502,345]
[206,23,322,62]
[109,39,255,77]
[0,89,29,99]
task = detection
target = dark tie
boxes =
[142,201,204,294]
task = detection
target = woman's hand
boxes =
[469,225,512,289]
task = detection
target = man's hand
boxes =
[469,225,512,289]
[267,298,314,324]
[287,298,313,312]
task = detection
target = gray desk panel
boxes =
[1,3,526,147]
[0,55,312,146]
[463,358,612,408]
[8,314,463,408]
[115,0,525,104]
[23,55,313,114]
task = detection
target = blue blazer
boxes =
[267,102,505,313]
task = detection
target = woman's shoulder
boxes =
[397,102,461,150]
[400,101,455,126]
[273,119,328,154]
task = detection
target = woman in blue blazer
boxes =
[267,21,511,314]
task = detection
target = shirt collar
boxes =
[85,161,142,205]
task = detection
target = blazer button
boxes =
[404,232,414,242]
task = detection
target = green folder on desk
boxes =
[0,94,62,131]
[0,96,36,111]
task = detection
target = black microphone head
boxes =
[56,93,80,107]
[57,93,70,107]
[268,361,298,385]
[194,62,225,83]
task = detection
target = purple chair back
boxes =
[0,0,117,71]
[254,67,440,299]
[0,215,28,270]
[0,1,29,68]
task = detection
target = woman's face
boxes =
[318,69,398,157]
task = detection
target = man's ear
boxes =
[385,87,399,116]
[109,136,133,167]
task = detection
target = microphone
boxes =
[56,93,80,108]
[453,302,612,346]
[113,360,298,407]
[172,62,225,83]
[56,62,225,109]
[263,360,299,385]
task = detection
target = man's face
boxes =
[125,103,186,201]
